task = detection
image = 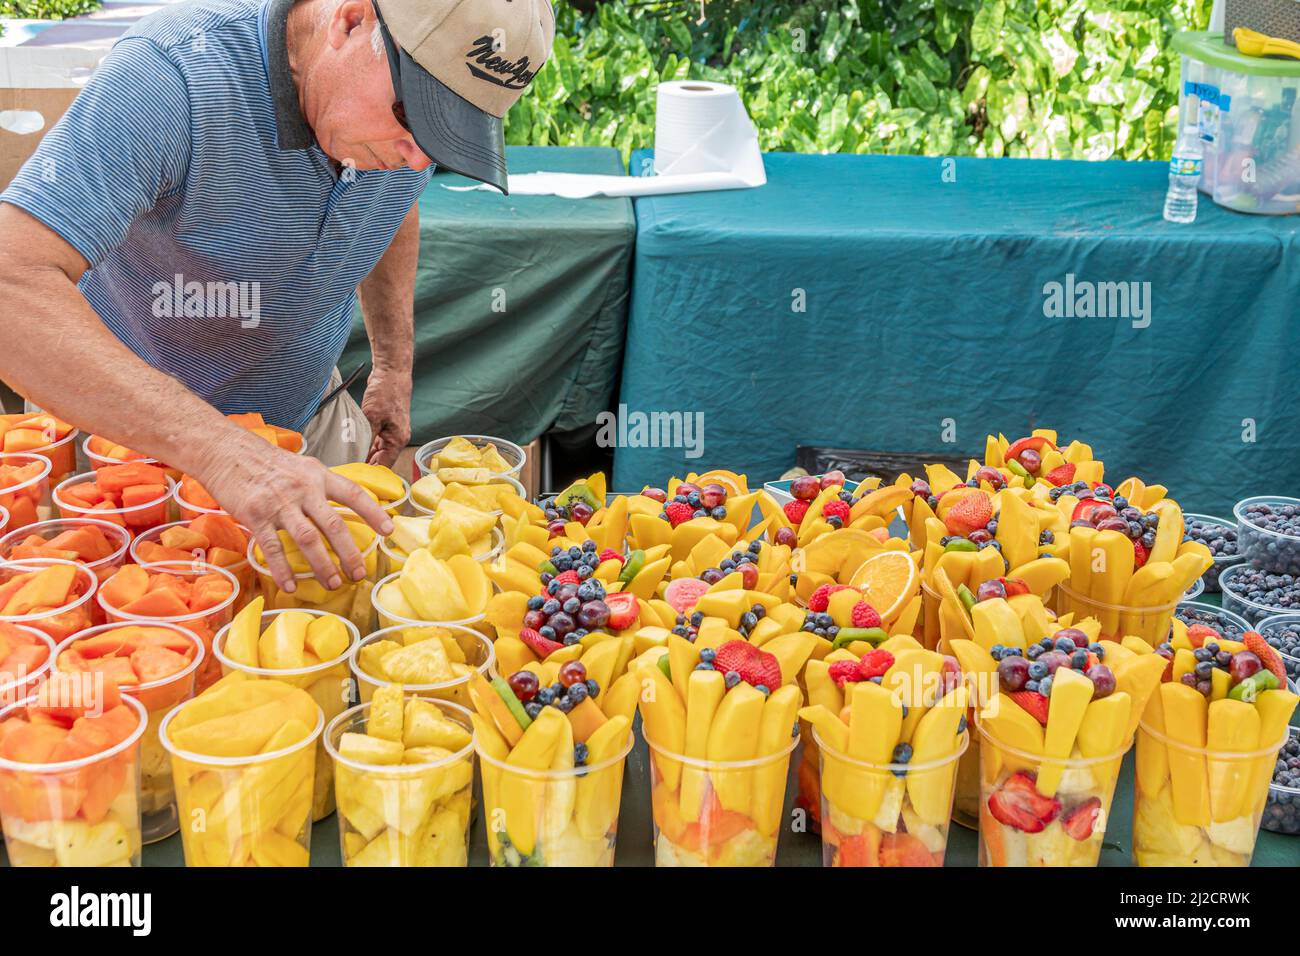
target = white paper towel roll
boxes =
[447,80,767,199]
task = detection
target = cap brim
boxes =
[397,47,508,194]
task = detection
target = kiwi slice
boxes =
[944,539,977,553]
[491,677,533,730]
[557,482,600,510]
[656,653,671,681]
[619,549,645,585]
[830,627,888,650]
[956,584,977,613]
[1005,459,1029,479]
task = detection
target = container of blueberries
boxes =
[1218,563,1300,625]
[1182,512,1243,593]
[1258,612,1300,685]
[1173,600,1252,642]
[1262,725,1300,837]
[1234,495,1300,575]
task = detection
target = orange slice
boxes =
[849,551,918,624]
[692,470,747,497]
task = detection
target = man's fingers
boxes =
[368,435,399,468]
[326,473,393,536]
[282,509,343,591]
[306,501,367,582]
[252,525,297,594]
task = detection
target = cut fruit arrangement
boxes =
[351,623,491,708]
[531,471,621,540]
[374,549,492,628]
[0,411,77,482]
[0,560,97,643]
[627,470,766,563]
[0,672,146,866]
[0,453,52,534]
[470,652,634,866]
[801,635,968,866]
[160,671,322,867]
[763,470,906,552]
[249,510,378,630]
[328,686,474,867]
[1133,624,1299,866]
[53,463,174,535]
[0,519,129,584]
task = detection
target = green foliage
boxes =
[0,0,99,18]
[505,0,1212,161]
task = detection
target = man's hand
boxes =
[199,432,393,593]
[362,363,412,467]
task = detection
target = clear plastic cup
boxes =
[0,517,131,585]
[159,695,324,867]
[0,504,7,537]
[814,726,968,866]
[378,525,504,576]
[645,730,798,867]
[976,713,1128,867]
[325,698,476,866]
[1261,725,1300,836]
[1258,612,1300,684]
[1218,563,1283,626]
[414,434,526,480]
[52,621,204,843]
[369,569,492,637]
[26,429,79,484]
[246,515,380,633]
[1050,580,1180,646]
[0,693,147,866]
[350,623,494,710]
[98,560,239,693]
[0,452,53,534]
[479,728,633,866]
[1234,495,1300,576]
[409,474,526,521]
[1183,512,1244,592]
[173,477,225,522]
[130,519,256,611]
[1133,719,1290,867]
[0,624,55,708]
[52,470,176,537]
[0,558,98,641]
[82,434,180,481]
[212,608,360,821]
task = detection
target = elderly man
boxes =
[0,0,554,591]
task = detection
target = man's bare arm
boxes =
[0,203,391,589]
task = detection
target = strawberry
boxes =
[943,493,992,536]
[519,627,565,659]
[1007,690,1050,726]
[783,499,810,525]
[1186,623,1222,649]
[808,583,852,613]
[1062,797,1102,841]
[604,592,639,630]
[598,549,624,565]
[664,502,694,527]
[1043,462,1076,487]
[999,577,1030,597]
[822,500,851,524]
[850,601,881,629]
[1244,631,1287,682]
[553,570,582,587]
[712,640,782,689]
[1132,539,1149,569]
[986,771,1061,833]
[858,649,895,680]
[828,660,863,687]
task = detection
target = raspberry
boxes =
[783,499,810,525]
[808,583,851,613]
[598,549,624,565]
[553,570,581,586]
[664,502,694,527]
[857,649,894,680]
[850,601,881,629]
[828,660,863,687]
[822,500,851,524]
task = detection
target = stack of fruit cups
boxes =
[130,516,256,611]
[325,689,476,866]
[0,453,53,534]
[0,558,98,640]
[52,621,204,841]
[0,517,131,584]
[212,600,360,821]
[0,674,147,866]
[159,672,324,867]
[350,623,494,710]
[52,470,176,540]
[97,561,239,692]
[82,435,180,481]
[0,622,55,707]
[246,509,380,633]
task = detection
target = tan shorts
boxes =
[302,367,372,466]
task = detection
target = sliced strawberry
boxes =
[604,592,640,631]
[1006,689,1050,726]
[712,640,782,689]
[999,577,1030,597]
[1132,539,1149,569]
[1062,797,1102,841]
[1043,462,1076,487]
[986,771,1061,833]
[1186,623,1222,649]
[1244,631,1287,682]
[1005,436,1058,461]
[1071,499,1117,526]
[944,493,993,536]
[519,627,565,659]
[553,570,582,587]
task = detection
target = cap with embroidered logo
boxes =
[374,0,554,193]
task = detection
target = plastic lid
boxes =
[1173,31,1300,77]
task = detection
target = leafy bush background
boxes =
[505,0,1213,161]
[0,0,98,19]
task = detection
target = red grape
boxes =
[508,671,539,701]
[641,487,667,503]
[1229,651,1261,683]
[790,476,820,501]
[998,656,1030,692]
[559,661,588,687]
[699,483,727,509]
[773,527,797,547]
[1087,664,1115,698]
[976,579,1007,602]
[737,563,759,589]
[820,470,846,489]
[1017,449,1041,474]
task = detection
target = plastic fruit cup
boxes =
[976,713,1127,867]
[0,693,147,867]
[1050,581,1179,646]
[159,698,323,867]
[1182,576,1205,603]
[173,478,225,522]
[349,623,494,710]
[98,561,239,693]
[0,624,55,708]
[1258,612,1300,684]
[1261,726,1300,836]
[645,731,798,867]
[1218,563,1281,626]
[52,471,176,538]
[1174,600,1252,643]
[0,558,98,641]
[414,434,526,480]
[1183,512,1244,593]
[212,608,360,822]
[325,698,476,866]
[1133,718,1291,867]
[369,569,493,638]
[130,519,257,611]
[82,435,180,481]
[1234,495,1300,576]
[478,728,633,867]
[246,521,380,633]
[0,452,53,534]
[814,726,968,866]
[0,517,131,585]
[379,478,411,519]
[379,525,504,576]
[52,621,204,843]
[24,428,79,484]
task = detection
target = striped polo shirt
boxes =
[1,0,432,431]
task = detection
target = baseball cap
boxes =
[374,0,555,193]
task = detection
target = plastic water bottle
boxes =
[1163,125,1203,223]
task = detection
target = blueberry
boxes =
[527,595,545,611]
[752,604,766,619]
[1029,661,1048,680]
[749,541,762,554]
[1025,679,1040,692]
[711,506,728,519]
[563,597,581,614]
[539,625,556,640]
[536,688,556,705]
[581,540,597,552]
[574,742,589,765]
[1040,675,1054,697]
[1055,637,1076,653]
[741,611,758,630]
[690,611,704,626]
[524,701,544,719]
[554,697,575,713]
[568,682,589,702]
[754,684,770,695]
[542,599,561,615]
[700,647,717,663]
[724,670,741,688]
[586,678,600,698]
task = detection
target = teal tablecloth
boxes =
[340,146,635,446]
[613,153,1300,514]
